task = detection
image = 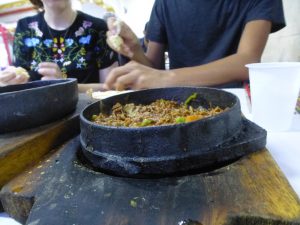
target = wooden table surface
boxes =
[1,95,300,225]
[0,94,95,210]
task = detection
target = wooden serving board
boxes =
[1,136,300,225]
[0,94,95,197]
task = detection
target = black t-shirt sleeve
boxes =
[245,0,285,33]
[146,0,167,44]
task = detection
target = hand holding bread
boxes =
[0,66,29,87]
[106,17,143,59]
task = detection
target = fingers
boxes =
[0,74,27,86]
[106,18,141,58]
[106,31,134,57]
[41,76,53,81]
[105,62,135,89]
[38,62,62,79]
[107,17,120,35]
[114,20,135,40]
[105,61,150,90]
[115,71,139,91]
[0,66,26,86]
[38,67,58,77]
[38,62,58,69]
[0,71,16,83]
[14,74,28,84]
[106,31,124,52]
[101,83,110,91]
[98,83,110,91]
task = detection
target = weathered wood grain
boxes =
[1,136,299,225]
[0,94,95,209]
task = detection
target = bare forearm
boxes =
[165,53,260,87]
[156,20,271,87]
[131,50,153,67]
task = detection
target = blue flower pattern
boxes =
[14,18,113,80]
[22,21,94,73]
[43,39,53,47]
[79,35,91,45]
[65,38,74,47]
[24,38,40,47]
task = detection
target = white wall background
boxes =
[80,0,154,38]
[108,0,155,38]
[262,0,300,62]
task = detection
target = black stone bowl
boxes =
[0,78,78,134]
[80,87,266,177]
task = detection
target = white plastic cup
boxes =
[246,62,300,132]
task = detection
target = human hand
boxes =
[38,62,64,80]
[104,61,171,91]
[106,17,143,59]
[0,66,29,87]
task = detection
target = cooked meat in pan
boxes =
[91,97,227,128]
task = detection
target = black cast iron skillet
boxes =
[0,78,78,134]
[80,87,266,177]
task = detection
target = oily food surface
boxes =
[91,99,226,127]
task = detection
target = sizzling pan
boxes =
[80,87,266,177]
[0,78,78,133]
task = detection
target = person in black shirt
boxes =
[139,22,149,53]
[105,0,285,90]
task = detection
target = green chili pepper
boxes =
[130,199,137,208]
[91,115,98,121]
[140,118,153,127]
[184,92,197,106]
[175,117,186,123]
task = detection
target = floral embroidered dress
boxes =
[13,11,117,83]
